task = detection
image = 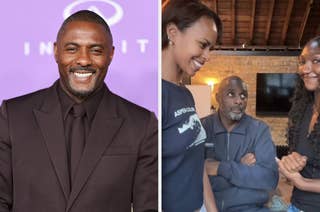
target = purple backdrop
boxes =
[0,0,158,114]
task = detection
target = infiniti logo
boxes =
[63,0,123,26]
[23,0,150,56]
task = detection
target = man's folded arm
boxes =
[217,126,279,190]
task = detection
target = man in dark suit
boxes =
[0,10,157,212]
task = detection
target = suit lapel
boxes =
[33,83,70,200]
[66,89,124,211]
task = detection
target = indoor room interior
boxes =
[169,0,320,210]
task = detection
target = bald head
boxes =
[217,76,248,95]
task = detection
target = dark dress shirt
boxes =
[57,83,104,188]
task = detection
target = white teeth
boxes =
[74,72,93,78]
[193,60,203,69]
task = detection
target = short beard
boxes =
[60,78,96,101]
[228,112,244,121]
[69,87,93,100]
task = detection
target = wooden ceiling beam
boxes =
[281,0,294,45]
[265,0,275,45]
[231,0,236,44]
[298,0,313,46]
[214,44,300,50]
[249,0,256,45]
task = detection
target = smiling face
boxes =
[54,20,114,102]
[217,78,248,122]
[298,40,320,91]
[168,16,218,77]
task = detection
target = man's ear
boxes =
[108,46,115,64]
[166,22,179,43]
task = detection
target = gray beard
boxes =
[228,112,244,121]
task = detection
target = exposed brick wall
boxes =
[192,54,299,145]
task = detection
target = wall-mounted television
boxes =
[256,73,299,116]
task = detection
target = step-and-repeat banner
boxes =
[0,0,158,114]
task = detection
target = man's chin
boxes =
[69,86,95,100]
[229,112,244,121]
[72,91,92,99]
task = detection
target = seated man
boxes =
[202,76,279,212]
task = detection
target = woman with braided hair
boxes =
[278,36,320,212]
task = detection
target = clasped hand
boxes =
[278,152,307,173]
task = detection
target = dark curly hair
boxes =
[287,74,320,167]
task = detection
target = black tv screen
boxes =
[256,73,299,116]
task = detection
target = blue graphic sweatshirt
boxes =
[162,80,206,212]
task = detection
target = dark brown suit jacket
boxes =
[0,82,158,212]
